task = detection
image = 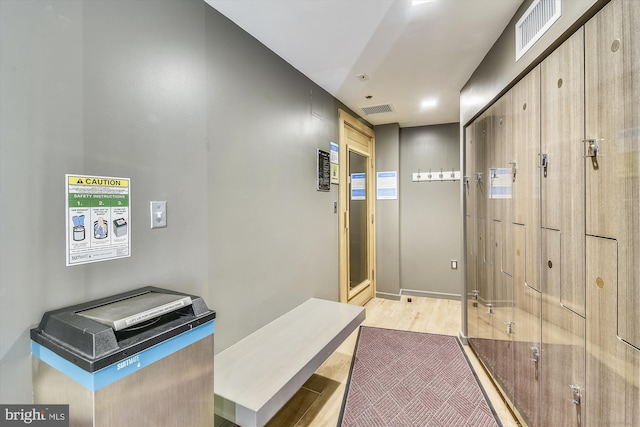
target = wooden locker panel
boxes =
[475,113,490,222]
[541,29,586,316]
[585,0,640,349]
[465,123,476,220]
[541,227,586,427]
[512,66,540,226]
[491,93,514,277]
[493,273,515,402]
[475,259,495,372]
[586,235,640,427]
[466,214,476,258]
[466,252,478,341]
[512,66,541,291]
[513,223,541,427]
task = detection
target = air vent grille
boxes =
[515,0,561,61]
[361,104,394,115]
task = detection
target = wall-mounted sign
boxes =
[350,173,366,200]
[376,171,398,200]
[489,168,513,199]
[65,174,131,266]
[317,149,331,191]
[330,142,339,185]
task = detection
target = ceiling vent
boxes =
[361,104,394,115]
[515,0,561,61]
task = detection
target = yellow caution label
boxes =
[68,176,129,187]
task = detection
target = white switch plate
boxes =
[150,201,167,229]
[451,260,458,270]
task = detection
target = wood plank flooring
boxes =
[242,296,523,427]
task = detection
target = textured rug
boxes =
[339,327,501,427]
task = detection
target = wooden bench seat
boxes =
[213,298,365,427]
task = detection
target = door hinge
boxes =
[372,269,375,281]
[371,213,374,224]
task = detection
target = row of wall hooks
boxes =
[412,168,461,182]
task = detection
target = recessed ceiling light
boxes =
[412,0,435,6]
[421,98,438,109]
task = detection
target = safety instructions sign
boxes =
[65,174,131,266]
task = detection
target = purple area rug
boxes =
[339,327,501,427]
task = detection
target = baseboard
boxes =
[375,292,401,301]
[375,289,461,301]
[400,289,461,301]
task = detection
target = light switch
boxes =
[451,260,458,270]
[150,201,167,229]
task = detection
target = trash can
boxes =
[31,286,216,427]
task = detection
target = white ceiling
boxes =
[205,0,523,128]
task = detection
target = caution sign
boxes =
[65,174,131,266]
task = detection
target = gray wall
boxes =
[399,124,462,298]
[0,0,347,403]
[460,0,603,125]
[374,124,401,297]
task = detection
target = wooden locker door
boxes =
[492,220,513,390]
[541,228,586,427]
[541,28,586,317]
[465,123,476,221]
[472,112,494,365]
[512,66,541,292]
[491,92,514,277]
[585,235,640,426]
[465,123,479,343]
[585,0,640,350]
[513,224,541,427]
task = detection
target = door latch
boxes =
[540,153,549,177]
[583,138,602,170]
[530,346,540,363]
[508,161,518,182]
[504,321,514,335]
[471,290,479,307]
[569,384,582,405]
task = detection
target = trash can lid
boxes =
[31,286,215,372]
[77,292,193,331]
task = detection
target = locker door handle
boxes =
[569,384,582,405]
[530,346,540,363]
[540,153,549,177]
[509,162,517,182]
[504,321,514,335]
[583,138,602,170]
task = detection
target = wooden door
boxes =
[541,28,586,317]
[540,28,586,427]
[465,123,479,342]
[584,1,640,425]
[512,65,541,293]
[338,110,376,306]
[513,224,542,427]
[585,0,640,351]
[511,65,543,427]
[540,228,586,427]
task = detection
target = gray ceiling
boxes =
[205,0,524,127]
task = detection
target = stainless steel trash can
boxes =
[31,286,216,427]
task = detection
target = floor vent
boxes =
[361,104,394,115]
[515,0,561,61]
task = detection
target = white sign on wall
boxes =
[65,174,131,266]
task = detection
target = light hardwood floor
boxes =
[264,296,523,427]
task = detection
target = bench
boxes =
[213,298,366,427]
